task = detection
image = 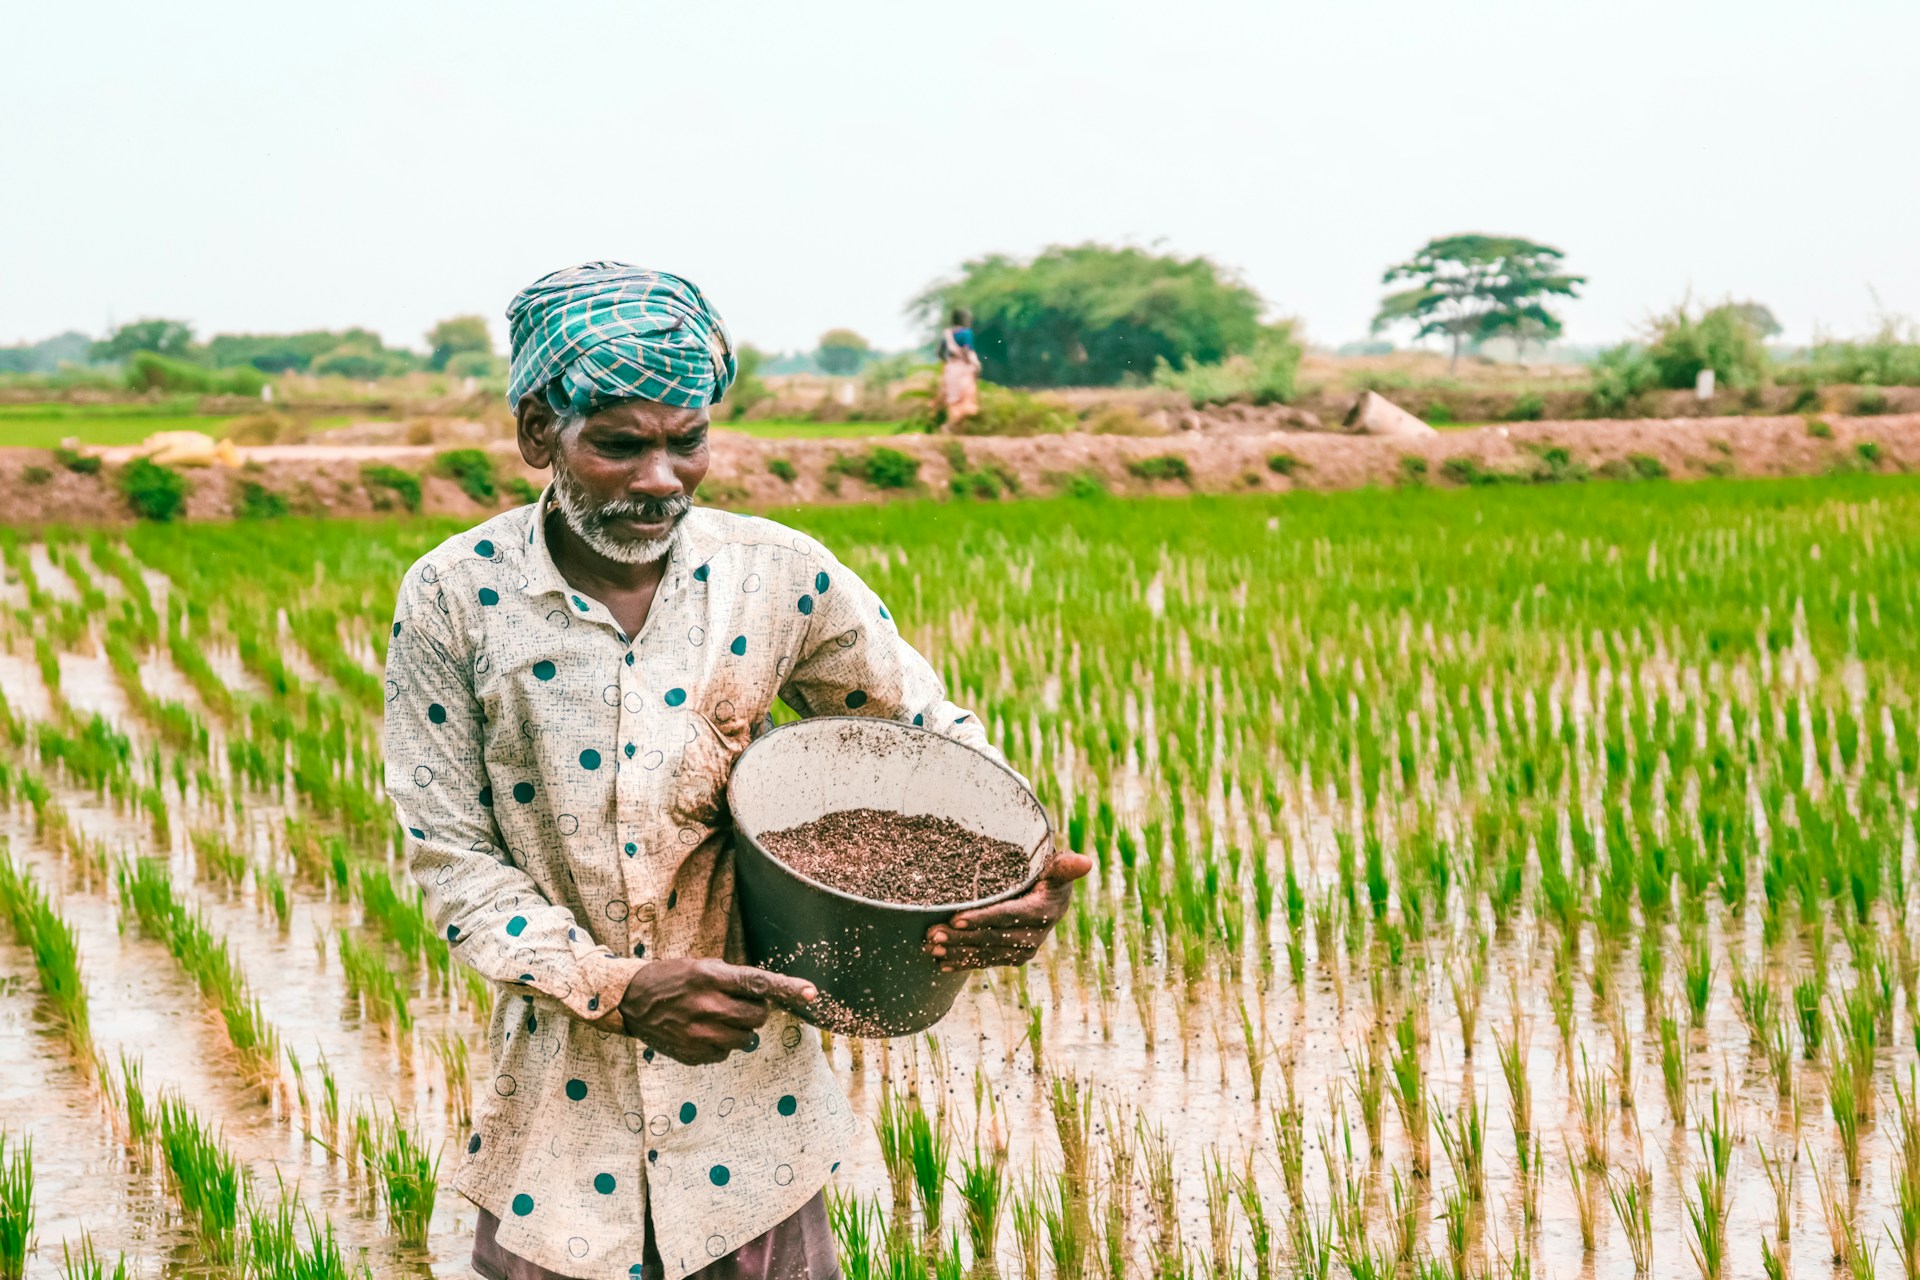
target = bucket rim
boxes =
[730,715,1054,917]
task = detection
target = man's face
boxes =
[522,398,711,564]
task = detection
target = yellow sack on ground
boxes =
[141,430,221,468]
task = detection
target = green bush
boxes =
[1504,393,1546,422]
[235,480,289,520]
[361,464,422,513]
[503,476,540,506]
[1587,343,1658,415]
[1796,325,1920,386]
[863,447,920,489]
[1604,453,1670,481]
[433,449,497,503]
[54,446,102,475]
[125,351,267,397]
[1644,302,1769,390]
[1789,385,1822,412]
[1805,417,1834,439]
[830,446,921,490]
[1151,324,1302,407]
[1126,454,1193,484]
[1061,469,1107,499]
[1266,453,1305,477]
[767,458,798,483]
[1856,441,1883,466]
[118,457,190,522]
[1441,457,1502,487]
[1399,455,1429,485]
[1421,402,1456,425]
[22,465,51,485]
[1853,388,1890,415]
[1528,445,1589,484]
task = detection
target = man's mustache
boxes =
[588,494,691,525]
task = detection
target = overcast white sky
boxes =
[4,1,1916,356]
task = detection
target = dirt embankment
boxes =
[3,413,1918,525]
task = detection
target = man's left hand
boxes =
[924,850,1093,971]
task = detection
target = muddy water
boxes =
[4,601,1913,1279]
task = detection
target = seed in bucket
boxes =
[756,809,1031,906]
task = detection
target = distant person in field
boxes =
[935,306,981,429]
[380,262,1089,1280]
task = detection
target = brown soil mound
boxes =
[758,808,1031,906]
[4,412,1918,525]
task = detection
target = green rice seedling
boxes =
[0,1134,30,1280]
[1289,1203,1330,1280]
[1440,1185,1472,1280]
[1608,1163,1655,1274]
[157,1096,241,1260]
[337,928,413,1033]
[1757,1140,1793,1242]
[829,1192,880,1280]
[244,1179,358,1280]
[1347,1036,1386,1156]
[1230,1151,1270,1280]
[954,1133,1005,1278]
[1047,1073,1092,1246]
[257,865,290,927]
[1449,950,1484,1057]
[1493,1013,1531,1151]
[1809,1146,1853,1266]
[372,1110,437,1247]
[1730,959,1777,1046]
[0,848,92,1057]
[1564,1142,1597,1253]
[59,1235,130,1280]
[1574,1048,1610,1170]
[317,1052,340,1145]
[1383,1167,1418,1268]
[1388,1010,1430,1177]
[1759,1236,1786,1280]
[1100,1111,1136,1280]
[1683,931,1713,1025]
[1139,1122,1181,1280]
[1685,1162,1729,1280]
[1435,1087,1485,1202]
[875,1085,915,1243]
[1890,1144,1920,1280]
[1269,1078,1305,1212]
[117,1053,153,1152]
[1603,996,1638,1109]
[1794,973,1825,1058]
[1203,1150,1236,1280]
[432,1034,472,1131]
[1657,1004,1688,1124]
[1829,1050,1864,1183]
[906,1091,951,1249]
[1007,1174,1041,1280]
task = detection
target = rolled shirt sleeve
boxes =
[383,571,639,1024]
[778,546,1002,764]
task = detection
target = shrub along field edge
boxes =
[0,411,1917,526]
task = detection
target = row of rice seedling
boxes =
[115,856,282,1094]
[3,475,1917,1272]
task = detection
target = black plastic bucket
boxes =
[728,716,1052,1037]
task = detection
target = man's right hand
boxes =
[618,959,817,1065]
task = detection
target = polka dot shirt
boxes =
[382,493,995,1278]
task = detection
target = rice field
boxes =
[0,475,1918,1279]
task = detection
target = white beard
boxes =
[550,458,689,565]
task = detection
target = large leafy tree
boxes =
[814,328,870,376]
[1372,235,1584,368]
[426,315,493,372]
[92,318,197,364]
[914,244,1263,387]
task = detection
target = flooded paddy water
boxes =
[0,478,1918,1279]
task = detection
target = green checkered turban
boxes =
[506,262,737,415]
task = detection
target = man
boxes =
[382,263,1090,1280]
